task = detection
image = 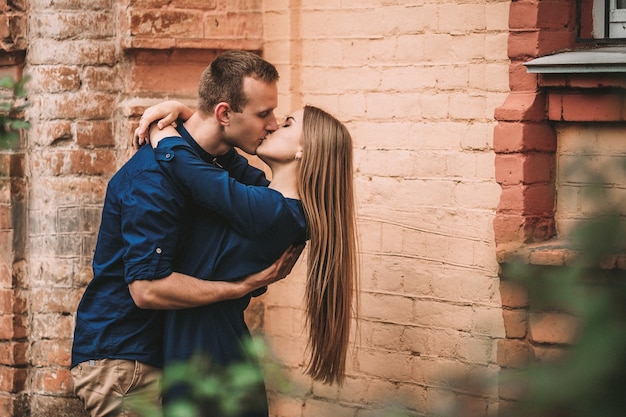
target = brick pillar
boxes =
[492,0,578,249]
[0,152,29,417]
[1,0,29,415]
[494,0,579,413]
[25,1,118,415]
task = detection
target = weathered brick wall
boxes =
[12,0,270,416]
[261,2,510,416]
[1,0,29,415]
[12,0,619,416]
[23,0,119,415]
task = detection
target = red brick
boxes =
[31,339,72,367]
[83,66,120,92]
[0,261,10,287]
[498,369,528,401]
[502,308,528,338]
[494,92,547,122]
[31,288,83,313]
[0,395,16,417]
[497,338,533,368]
[30,11,114,39]
[129,10,204,37]
[0,289,12,311]
[509,1,540,30]
[131,58,210,95]
[494,213,555,247]
[523,153,554,184]
[30,66,81,93]
[0,315,27,341]
[524,183,555,214]
[0,316,14,339]
[69,149,116,175]
[11,315,27,340]
[204,12,263,39]
[0,207,9,230]
[76,121,114,148]
[510,60,539,91]
[495,153,553,186]
[494,214,527,245]
[537,29,576,55]
[31,314,74,340]
[28,39,116,66]
[497,185,526,212]
[0,367,26,392]
[549,92,626,122]
[31,368,73,394]
[527,247,578,266]
[508,30,540,60]
[529,311,580,345]
[0,342,27,365]
[499,279,530,309]
[29,121,72,147]
[540,73,626,89]
[129,0,171,6]
[33,92,116,119]
[537,1,575,29]
[0,15,9,39]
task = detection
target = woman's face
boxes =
[256,108,304,164]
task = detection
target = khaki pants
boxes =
[71,359,162,417]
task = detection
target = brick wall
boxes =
[494,0,626,414]
[262,1,510,416]
[22,0,119,414]
[1,0,28,415]
[6,0,268,415]
[8,0,621,416]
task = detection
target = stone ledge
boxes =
[497,240,626,269]
[120,37,263,51]
[524,47,626,73]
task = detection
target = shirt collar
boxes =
[176,123,236,169]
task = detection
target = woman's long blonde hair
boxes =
[297,105,358,385]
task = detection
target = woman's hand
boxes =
[134,100,194,146]
[239,243,306,294]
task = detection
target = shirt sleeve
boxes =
[122,169,184,283]
[216,148,270,187]
[155,137,286,237]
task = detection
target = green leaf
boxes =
[0,76,15,89]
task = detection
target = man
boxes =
[71,51,301,417]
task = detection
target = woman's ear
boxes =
[215,102,231,126]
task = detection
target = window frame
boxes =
[581,0,626,41]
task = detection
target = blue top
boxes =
[156,130,307,417]
[155,136,308,366]
[71,125,268,369]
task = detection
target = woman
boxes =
[143,104,358,414]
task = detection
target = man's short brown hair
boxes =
[197,50,279,113]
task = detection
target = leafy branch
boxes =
[0,75,30,148]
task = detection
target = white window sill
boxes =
[524,47,626,73]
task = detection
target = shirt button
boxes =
[165,153,171,159]
[156,248,162,254]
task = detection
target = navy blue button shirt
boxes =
[71,125,268,369]
[155,129,308,417]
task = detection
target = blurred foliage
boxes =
[500,216,626,415]
[127,160,626,417]
[0,75,30,148]
[128,337,292,417]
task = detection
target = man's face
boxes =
[225,76,278,155]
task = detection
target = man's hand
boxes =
[134,100,194,146]
[240,243,306,293]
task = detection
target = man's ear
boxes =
[215,102,231,126]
